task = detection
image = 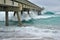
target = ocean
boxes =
[22,14,60,29]
[21,14,60,40]
[0,12,60,40]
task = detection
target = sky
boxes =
[28,0,60,12]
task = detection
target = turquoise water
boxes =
[0,14,60,29]
[0,21,18,26]
[30,16,60,25]
[22,14,60,29]
[0,12,60,40]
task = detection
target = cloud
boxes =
[28,0,60,11]
[29,0,60,6]
[44,6,60,11]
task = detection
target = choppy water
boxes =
[0,14,60,29]
[22,14,60,29]
[0,12,60,40]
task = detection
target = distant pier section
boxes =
[0,0,44,26]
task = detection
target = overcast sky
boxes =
[28,0,60,12]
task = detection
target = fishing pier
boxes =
[0,0,44,26]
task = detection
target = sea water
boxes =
[23,14,60,29]
[0,12,60,40]
[22,13,60,40]
[22,14,60,40]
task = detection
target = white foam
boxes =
[0,11,58,21]
[15,26,60,40]
[33,15,55,19]
[29,12,55,19]
[21,12,31,21]
[0,26,60,40]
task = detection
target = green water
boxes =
[22,14,60,29]
[32,17,60,25]
[23,15,60,24]
[0,14,60,29]
[0,21,18,26]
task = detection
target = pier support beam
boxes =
[21,10,23,15]
[5,11,9,26]
[14,11,16,16]
[28,10,29,14]
[38,11,41,15]
[14,11,22,26]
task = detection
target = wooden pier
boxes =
[0,0,44,26]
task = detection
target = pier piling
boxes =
[15,11,22,26]
[5,11,9,26]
